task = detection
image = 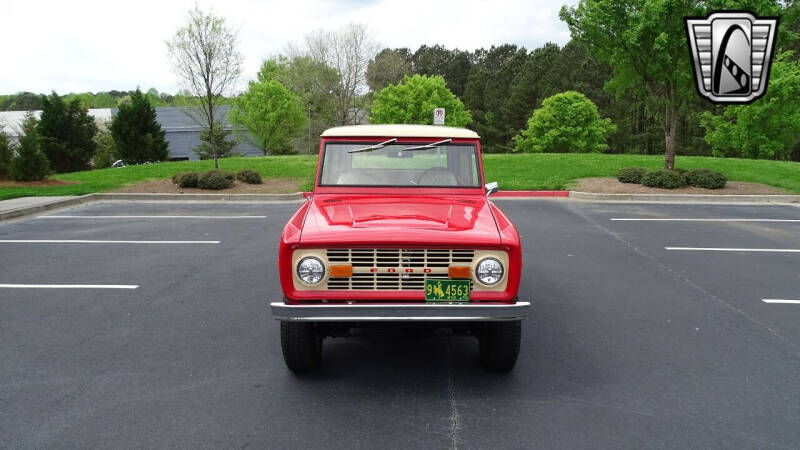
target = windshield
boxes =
[319,142,481,187]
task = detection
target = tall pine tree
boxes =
[39,92,97,173]
[110,89,169,164]
[10,113,49,181]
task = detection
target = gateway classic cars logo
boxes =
[685,11,779,104]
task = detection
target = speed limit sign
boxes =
[433,108,445,125]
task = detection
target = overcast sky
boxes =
[2,0,576,95]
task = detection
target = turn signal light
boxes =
[330,265,353,277]
[448,266,471,279]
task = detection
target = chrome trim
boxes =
[270,301,530,322]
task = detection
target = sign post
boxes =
[433,108,445,125]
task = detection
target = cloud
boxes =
[0,0,574,95]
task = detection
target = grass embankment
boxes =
[1,153,799,200]
[482,153,800,192]
[0,156,318,200]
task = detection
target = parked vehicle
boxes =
[271,125,529,372]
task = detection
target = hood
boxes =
[299,194,502,247]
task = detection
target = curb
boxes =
[568,191,800,203]
[0,195,94,221]
[91,192,305,202]
[0,192,306,222]
[493,190,570,198]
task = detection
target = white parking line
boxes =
[612,218,800,222]
[0,240,220,244]
[40,215,267,219]
[0,284,138,289]
[762,299,800,304]
[666,247,800,253]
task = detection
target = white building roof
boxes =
[0,108,113,136]
[321,124,479,139]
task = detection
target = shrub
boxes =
[641,169,687,189]
[197,170,234,190]
[616,167,648,184]
[173,171,199,188]
[92,126,117,169]
[685,168,727,189]
[236,169,261,184]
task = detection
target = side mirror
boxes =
[485,181,498,196]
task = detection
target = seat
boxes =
[416,168,458,186]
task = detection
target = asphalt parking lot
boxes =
[2,199,799,449]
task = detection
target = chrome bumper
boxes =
[270,301,530,322]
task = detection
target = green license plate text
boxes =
[425,279,470,302]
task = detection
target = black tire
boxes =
[280,321,322,372]
[479,321,521,372]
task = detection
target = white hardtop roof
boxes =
[321,124,479,139]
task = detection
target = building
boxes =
[150,106,263,160]
[0,106,263,160]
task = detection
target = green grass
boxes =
[482,153,800,193]
[2,153,799,200]
[0,156,318,200]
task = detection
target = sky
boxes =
[2,0,576,95]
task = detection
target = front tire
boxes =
[280,321,322,372]
[479,321,521,372]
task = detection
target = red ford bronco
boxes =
[271,124,529,372]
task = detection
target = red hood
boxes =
[299,194,502,247]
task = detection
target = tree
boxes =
[166,5,243,168]
[10,113,49,181]
[92,123,117,169]
[257,56,340,153]
[195,122,237,159]
[38,92,97,173]
[296,23,379,125]
[229,79,306,155]
[0,128,12,178]
[701,52,800,160]
[514,91,616,153]
[110,89,169,164]
[367,48,413,93]
[412,45,472,98]
[370,74,472,127]
[560,0,783,169]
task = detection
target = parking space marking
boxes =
[762,299,800,304]
[40,215,267,219]
[666,247,800,253]
[0,240,220,244]
[0,284,138,289]
[612,218,800,222]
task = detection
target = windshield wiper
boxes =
[347,138,397,153]
[402,139,452,151]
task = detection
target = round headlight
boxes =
[297,257,325,285]
[476,258,504,285]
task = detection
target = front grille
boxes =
[326,248,474,291]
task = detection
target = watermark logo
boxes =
[685,11,779,104]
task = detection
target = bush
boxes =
[685,168,727,189]
[514,91,616,153]
[92,126,117,169]
[172,171,199,188]
[641,169,687,189]
[616,167,648,184]
[236,169,261,184]
[197,170,234,190]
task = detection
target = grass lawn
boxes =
[1,153,799,200]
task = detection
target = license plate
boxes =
[425,279,470,302]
